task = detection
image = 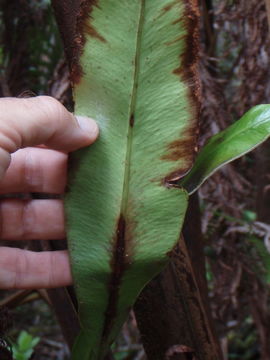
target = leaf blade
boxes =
[53,1,200,358]
[179,105,270,194]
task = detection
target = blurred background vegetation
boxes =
[1,0,270,359]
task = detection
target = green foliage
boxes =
[242,210,257,223]
[55,1,199,358]
[51,0,270,358]
[180,105,270,194]
[11,331,40,360]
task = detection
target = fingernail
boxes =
[76,115,99,138]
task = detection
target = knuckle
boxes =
[36,96,67,124]
[23,149,42,191]
[21,201,34,239]
[14,248,27,289]
[49,252,56,287]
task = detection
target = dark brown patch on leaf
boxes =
[162,0,179,13]
[172,17,182,25]
[164,0,201,186]
[102,214,131,340]
[129,114,135,127]
[162,127,199,187]
[172,0,200,100]
[84,22,106,42]
[163,169,190,189]
[52,0,104,85]
[161,127,198,163]
[165,35,185,46]
[162,139,191,161]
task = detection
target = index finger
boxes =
[0,96,98,177]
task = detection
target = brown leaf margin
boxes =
[51,0,101,85]
[164,0,201,185]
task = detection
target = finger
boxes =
[0,199,65,240]
[0,247,72,289]
[0,147,67,194]
[0,96,98,178]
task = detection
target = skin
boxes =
[0,96,99,290]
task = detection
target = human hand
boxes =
[0,96,98,290]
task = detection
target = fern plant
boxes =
[51,1,270,359]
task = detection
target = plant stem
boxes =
[265,0,270,30]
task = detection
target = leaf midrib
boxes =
[120,0,145,217]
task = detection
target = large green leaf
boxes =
[180,105,270,194]
[52,1,200,359]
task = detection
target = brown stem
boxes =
[265,0,270,30]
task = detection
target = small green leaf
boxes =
[179,105,270,194]
[12,331,40,360]
[242,210,257,223]
[17,331,33,351]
